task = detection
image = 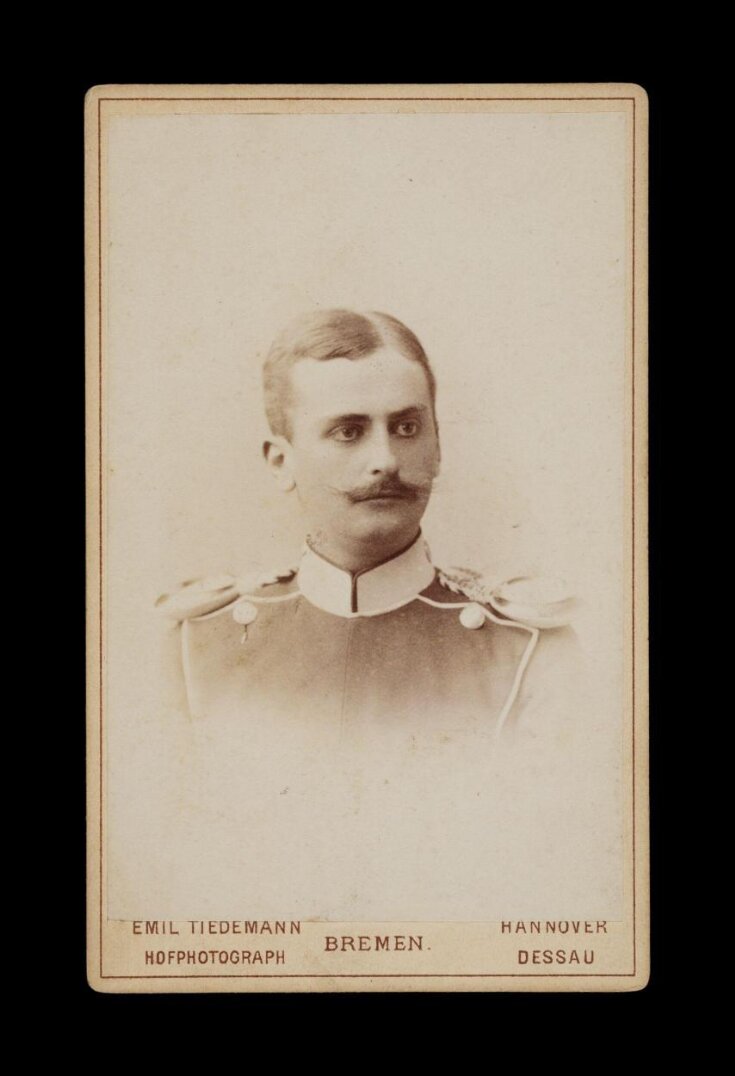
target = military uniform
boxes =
[157,533,578,745]
[144,535,596,920]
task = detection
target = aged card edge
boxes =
[82,82,649,101]
[84,82,650,995]
[85,84,103,992]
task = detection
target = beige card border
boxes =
[85,82,649,994]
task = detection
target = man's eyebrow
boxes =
[388,405,428,421]
[320,405,428,427]
[321,413,371,427]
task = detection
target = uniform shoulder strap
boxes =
[155,568,298,622]
[438,568,576,629]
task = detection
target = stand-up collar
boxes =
[298,533,436,617]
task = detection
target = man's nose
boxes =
[366,427,399,475]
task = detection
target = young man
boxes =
[157,309,577,744]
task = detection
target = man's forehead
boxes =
[289,348,432,419]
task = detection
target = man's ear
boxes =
[263,437,296,492]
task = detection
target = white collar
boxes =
[297,533,436,618]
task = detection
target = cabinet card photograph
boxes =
[86,83,649,993]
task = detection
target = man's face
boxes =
[271,347,440,563]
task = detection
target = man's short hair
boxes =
[263,308,438,440]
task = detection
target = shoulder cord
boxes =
[416,594,539,737]
[181,618,196,718]
[189,591,301,622]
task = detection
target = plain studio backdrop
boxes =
[102,109,629,920]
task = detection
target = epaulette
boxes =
[155,568,297,622]
[438,568,576,629]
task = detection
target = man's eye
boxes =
[395,420,419,437]
[332,425,363,442]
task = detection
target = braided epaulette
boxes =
[155,568,297,622]
[438,568,576,629]
[437,567,496,604]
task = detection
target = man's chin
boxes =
[347,506,423,549]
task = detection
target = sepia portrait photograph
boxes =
[86,83,649,992]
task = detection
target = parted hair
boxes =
[262,309,438,439]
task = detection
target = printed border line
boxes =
[98,94,104,983]
[100,972,636,980]
[98,96,636,103]
[632,93,637,978]
[96,93,641,983]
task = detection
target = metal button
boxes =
[459,603,486,630]
[232,600,258,626]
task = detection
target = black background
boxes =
[53,60,669,1030]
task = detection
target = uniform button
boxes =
[459,603,486,630]
[232,600,258,626]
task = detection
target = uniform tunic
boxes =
[143,536,595,921]
[161,534,578,747]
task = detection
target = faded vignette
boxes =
[85,84,649,993]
